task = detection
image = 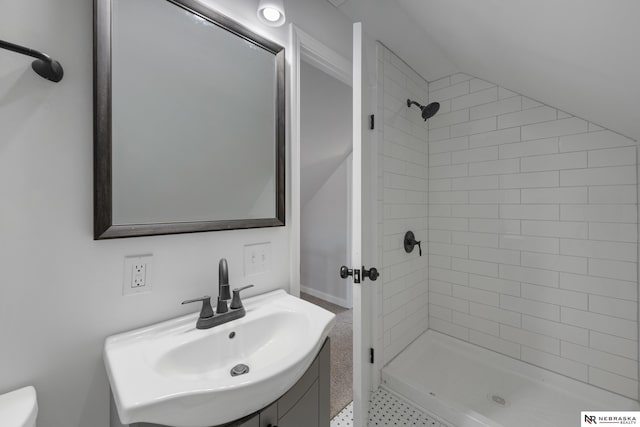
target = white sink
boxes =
[104,290,335,427]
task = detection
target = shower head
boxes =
[32,58,64,82]
[407,99,440,121]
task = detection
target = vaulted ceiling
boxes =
[336,0,640,141]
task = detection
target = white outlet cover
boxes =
[123,254,153,296]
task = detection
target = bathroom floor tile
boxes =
[330,388,451,427]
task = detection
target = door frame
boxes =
[289,25,352,299]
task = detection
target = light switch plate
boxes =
[244,242,271,276]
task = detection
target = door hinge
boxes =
[370,348,374,364]
[369,114,375,130]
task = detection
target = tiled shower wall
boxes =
[376,44,430,364]
[426,73,639,399]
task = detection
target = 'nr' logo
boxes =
[584,415,597,424]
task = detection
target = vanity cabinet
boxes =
[126,338,329,427]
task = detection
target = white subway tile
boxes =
[588,185,637,204]
[560,205,637,223]
[499,265,559,287]
[428,217,468,231]
[521,252,587,274]
[429,292,469,313]
[429,76,450,92]
[559,130,636,152]
[451,146,499,164]
[560,273,637,301]
[469,78,495,92]
[469,246,520,266]
[557,111,572,119]
[451,117,497,137]
[429,279,452,296]
[521,187,588,204]
[499,137,558,159]
[522,315,589,346]
[429,152,451,166]
[470,218,520,234]
[589,258,637,282]
[500,294,560,321]
[469,189,520,204]
[561,166,636,186]
[429,254,452,268]
[428,109,470,129]
[499,87,518,99]
[589,367,638,400]
[453,311,499,336]
[450,73,473,84]
[469,159,520,176]
[470,302,522,327]
[452,231,499,248]
[469,274,521,296]
[588,122,604,132]
[521,283,587,310]
[428,242,469,258]
[588,222,637,243]
[429,304,453,322]
[522,117,588,140]
[429,266,469,286]
[521,347,588,382]
[498,106,557,129]
[429,126,451,142]
[521,220,588,239]
[560,239,637,262]
[430,191,468,204]
[562,342,637,380]
[453,284,499,306]
[429,204,451,218]
[429,164,468,179]
[500,171,559,189]
[429,81,470,102]
[521,152,587,172]
[590,331,638,361]
[451,204,499,219]
[500,235,559,254]
[588,147,636,168]
[470,96,522,120]
[500,204,559,220]
[522,97,543,109]
[452,258,499,277]
[429,317,470,341]
[452,87,498,111]
[451,175,499,191]
[469,128,521,148]
[429,178,451,191]
[470,330,521,358]
[561,307,637,340]
[589,294,637,321]
[500,325,560,355]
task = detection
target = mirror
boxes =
[94,0,285,239]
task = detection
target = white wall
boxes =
[0,1,352,426]
[299,61,352,307]
[301,155,351,307]
[375,44,430,364]
[426,72,639,399]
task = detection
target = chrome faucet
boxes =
[181,258,254,329]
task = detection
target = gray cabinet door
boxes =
[277,379,319,427]
[235,413,259,427]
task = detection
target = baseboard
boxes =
[300,285,351,308]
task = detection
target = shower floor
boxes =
[382,330,640,427]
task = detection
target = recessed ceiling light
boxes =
[257,0,286,27]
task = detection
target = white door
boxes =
[341,22,378,427]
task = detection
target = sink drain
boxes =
[487,394,508,407]
[230,364,250,377]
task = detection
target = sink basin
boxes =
[104,290,336,427]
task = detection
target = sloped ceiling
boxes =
[336,0,640,141]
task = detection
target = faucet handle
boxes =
[181,296,214,319]
[230,285,254,310]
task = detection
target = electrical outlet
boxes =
[123,254,153,295]
[244,242,271,276]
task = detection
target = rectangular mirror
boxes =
[94,0,285,239]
